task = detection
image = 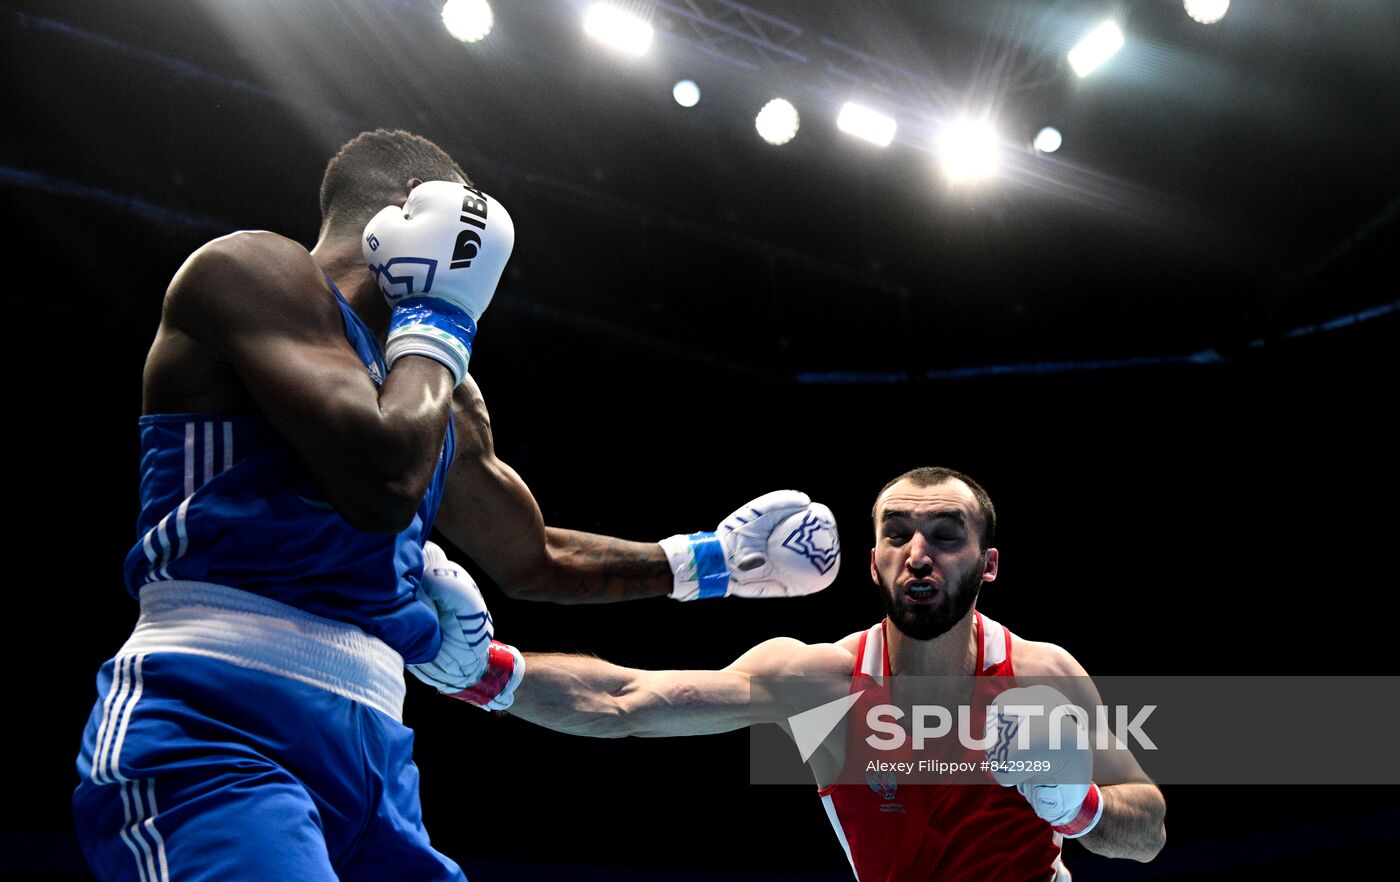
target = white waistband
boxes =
[123,581,406,722]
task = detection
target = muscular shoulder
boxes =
[172,231,318,296]
[726,636,855,678]
[165,231,339,349]
[1011,634,1089,678]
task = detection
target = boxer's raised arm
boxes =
[1041,647,1166,862]
[161,231,454,533]
[992,644,1166,862]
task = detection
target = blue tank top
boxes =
[122,282,454,663]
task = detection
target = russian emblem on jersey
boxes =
[779,507,841,575]
[866,770,905,813]
[867,770,899,799]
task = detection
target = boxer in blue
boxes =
[73,129,840,882]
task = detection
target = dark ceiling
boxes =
[6,0,1398,379]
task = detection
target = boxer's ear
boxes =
[392,178,424,208]
[982,548,999,583]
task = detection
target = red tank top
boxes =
[817,611,1069,882]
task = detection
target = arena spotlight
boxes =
[755,98,799,145]
[837,102,897,147]
[673,79,700,107]
[1068,21,1124,78]
[441,0,493,43]
[584,4,654,56]
[1033,126,1063,154]
[938,117,1001,184]
[1184,0,1229,25]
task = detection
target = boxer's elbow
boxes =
[495,563,550,601]
[1135,807,1167,862]
[324,469,425,534]
[496,540,582,602]
[345,490,420,533]
[1135,789,1168,861]
[1120,824,1166,863]
[1097,786,1166,863]
[1141,823,1167,862]
[324,430,441,533]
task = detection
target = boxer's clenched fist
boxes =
[985,684,1102,838]
[660,491,842,600]
[408,541,524,710]
[363,180,515,384]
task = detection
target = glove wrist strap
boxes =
[660,532,730,601]
[387,298,479,385]
[1052,782,1103,839]
[447,641,523,709]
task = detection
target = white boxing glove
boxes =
[985,684,1103,838]
[408,541,524,710]
[362,180,515,385]
[659,490,842,600]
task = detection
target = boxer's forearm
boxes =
[534,528,672,603]
[508,653,753,738]
[443,521,671,604]
[1077,783,1166,861]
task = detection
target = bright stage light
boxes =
[755,98,799,145]
[1184,0,1229,25]
[673,79,700,107]
[837,102,897,147]
[442,0,493,43]
[938,117,1001,184]
[1068,20,1124,78]
[1033,127,1063,154]
[584,4,654,57]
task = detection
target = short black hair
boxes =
[871,466,997,549]
[318,129,471,234]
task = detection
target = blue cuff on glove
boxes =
[688,532,730,600]
[387,297,480,384]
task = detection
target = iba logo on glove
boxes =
[449,187,490,269]
[780,511,841,575]
[363,181,509,305]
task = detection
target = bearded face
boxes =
[876,551,986,640]
[869,478,997,641]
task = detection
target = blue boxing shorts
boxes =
[73,582,466,882]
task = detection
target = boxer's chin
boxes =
[879,570,981,641]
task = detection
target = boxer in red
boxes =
[502,467,1166,880]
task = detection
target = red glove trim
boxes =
[447,641,517,707]
[1052,782,1103,839]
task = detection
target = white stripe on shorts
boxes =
[202,421,214,487]
[116,780,151,882]
[183,422,195,499]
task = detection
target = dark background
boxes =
[5,0,1399,878]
